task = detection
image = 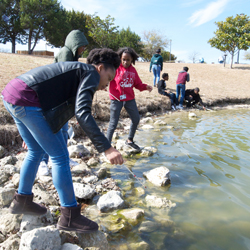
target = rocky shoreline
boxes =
[0,104,250,250]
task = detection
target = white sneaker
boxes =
[38,161,50,176]
[69,159,79,168]
[171,105,176,110]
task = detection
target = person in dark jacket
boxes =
[158,73,178,110]
[176,66,190,109]
[54,29,88,62]
[36,30,89,175]
[185,87,206,110]
[1,48,123,233]
[149,48,163,87]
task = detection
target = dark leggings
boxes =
[106,99,140,143]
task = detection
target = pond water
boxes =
[106,109,250,250]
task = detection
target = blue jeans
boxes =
[3,99,77,207]
[41,122,68,164]
[152,64,161,87]
[176,84,186,106]
[107,99,140,143]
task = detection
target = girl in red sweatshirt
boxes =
[106,47,152,150]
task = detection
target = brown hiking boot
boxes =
[9,191,47,216]
[57,204,98,233]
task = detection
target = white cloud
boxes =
[188,0,230,27]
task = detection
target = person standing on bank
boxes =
[25,29,89,176]
[176,66,190,109]
[1,48,123,233]
[149,48,163,87]
[107,47,152,150]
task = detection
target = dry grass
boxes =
[0,52,249,146]
[1,52,250,121]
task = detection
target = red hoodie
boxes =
[109,64,148,101]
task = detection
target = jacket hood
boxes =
[65,30,88,57]
[153,54,161,58]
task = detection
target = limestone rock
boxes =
[129,241,150,250]
[112,132,120,140]
[82,175,98,184]
[20,210,54,233]
[77,231,109,250]
[0,145,5,159]
[0,208,22,236]
[61,243,83,250]
[67,139,78,146]
[71,163,91,175]
[145,112,152,117]
[145,146,157,153]
[33,183,59,206]
[95,167,107,179]
[68,144,90,158]
[1,156,18,166]
[154,120,167,126]
[0,172,9,185]
[97,190,125,212]
[134,187,145,197]
[141,117,154,123]
[143,166,171,186]
[119,208,144,225]
[141,124,154,129]
[0,234,20,250]
[19,226,61,250]
[87,158,99,167]
[189,112,197,118]
[140,148,154,157]
[116,140,126,151]
[145,195,176,209]
[73,183,96,200]
[0,187,15,206]
[12,173,20,187]
[101,178,120,191]
[138,221,160,233]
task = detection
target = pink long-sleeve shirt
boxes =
[109,64,148,101]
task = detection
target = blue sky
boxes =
[1,0,249,64]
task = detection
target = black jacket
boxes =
[185,89,204,106]
[157,79,171,97]
[17,62,111,153]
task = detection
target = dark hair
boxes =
[183,66,189,72]
[117,47,139,65]
[87,48,120,70]
[162,73,168,78]
[194,87,200,92]
[156,48,161,53]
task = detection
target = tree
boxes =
[0,0,26,53]
[161,51,177,62]
[86,14,119,48]
[141,30,169,61]
[244,51,250,60]
[208,14,250,68]
[189,51,200,63]
[110,27,144,53]
[44,9,91,48]
[20,0,63,54]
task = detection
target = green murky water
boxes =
[107,109,250,250]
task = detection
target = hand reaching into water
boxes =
[105,146,124,165]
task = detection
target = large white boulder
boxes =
[143,166,171,186]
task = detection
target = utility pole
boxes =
[224,53,227,67]
[169,39,172,62]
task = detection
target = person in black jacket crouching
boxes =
[1,48,124,233]
[158,73,178,110]
[185,87,206,110]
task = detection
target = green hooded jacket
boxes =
[54,30,88,63]
[149,53,163,71]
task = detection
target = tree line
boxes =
[0,0,176,61]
